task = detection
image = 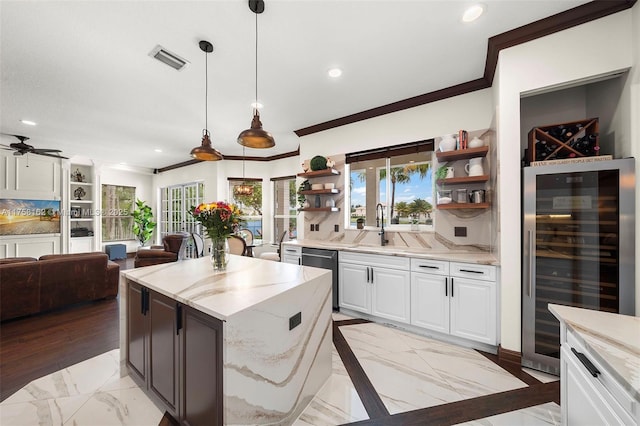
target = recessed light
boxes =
[154,149,162,153]
[462,4,485,22]
[328,68,342,78]
[251,102,263,109]
[20,119,36,126]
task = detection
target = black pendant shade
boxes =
[190,40,223,161]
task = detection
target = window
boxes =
[159,182,204,236]
[272,176,297,243]
[228,179,263,238]
[101,185,135,241]
[346,140,435,229]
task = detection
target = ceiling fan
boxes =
[0,134,68,159]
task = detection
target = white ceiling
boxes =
[0,0,590,170]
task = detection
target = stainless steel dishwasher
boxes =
[301,247,338,310]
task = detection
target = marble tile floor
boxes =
[1,314,560,426]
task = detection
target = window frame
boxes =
[271,175,297,244]
[345,139,435,232]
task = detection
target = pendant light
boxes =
[234,145,254,196]
[237,0,275,149]
[190,40,223,161]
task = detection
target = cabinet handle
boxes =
[298,258,301,265]
[419,265,439,269]
[451,278,454,298]
[459,269,483,274]
[528,230,534,298]
[370,267,374,284]
[445,277,448,297]
[140,287,145,315]
[141,287,149,316]
[176,304,183,335]
[366,267,370,283]
[571,347,600,377]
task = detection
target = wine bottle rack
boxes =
[527,118,599,164]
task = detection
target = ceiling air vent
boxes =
[149,45,189,71]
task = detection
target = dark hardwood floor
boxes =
[0,257,131,402]
[0,298,120,401]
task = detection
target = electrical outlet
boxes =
[315,224,320,231]
[334,224,339,232]
[310,224,314,232]
[289,312,301,330]
[454,226,467,237]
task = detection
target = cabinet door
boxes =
[338,262,370,313]
[561,346,632,425]
[126,281,147,384]
[148,290,180,417]
[182,306,223,426]
[371,267,410,323]
[410,273,449,333]
[449,277,496,345]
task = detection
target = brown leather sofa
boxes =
[0,252,119,322]
[134,233,189,268]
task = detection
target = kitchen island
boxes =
[119,255,332,426]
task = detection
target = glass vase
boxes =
[210,238,230,271]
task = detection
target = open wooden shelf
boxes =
[299,188,340,195]
[297,168,341,178]
[297,207,341,212]
[436,202,489,210]
[436,175,489,185]
[435,146,488,162]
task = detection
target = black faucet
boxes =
[376,203,388,246]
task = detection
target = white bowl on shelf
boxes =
[324,183,335,189]
[311,183,324,190]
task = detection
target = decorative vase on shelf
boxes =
[439,134,457,152]
[209,238,230,271]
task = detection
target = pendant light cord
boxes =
[254,11,258,113]
[205,48,208,131]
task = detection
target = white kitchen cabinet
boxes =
[561,328,636,425]
[281,245,301,265]
[411,259,497,345]
[339,252,410,323]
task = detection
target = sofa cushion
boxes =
[39,253,107,312]
[0,261,41,321]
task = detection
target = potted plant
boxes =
[356,217,365,229]
[132,199,156,246]
[297,180,310,208]
[435,164,450,182]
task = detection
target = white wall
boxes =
[496,10,635,352]
[299,89,494,161]
[631,1,640,314]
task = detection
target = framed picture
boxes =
[0,199,62,235]
[70,207,82,218]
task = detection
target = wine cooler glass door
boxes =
[522,158,635,375]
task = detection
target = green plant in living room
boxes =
[132,199,156,246]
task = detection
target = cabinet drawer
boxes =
[281,244,301,256]
[410,258,449,275]
[566,329,637,418]
[450,262,496,281]
[339,251,410,270]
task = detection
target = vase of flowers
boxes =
[189,201,244,270]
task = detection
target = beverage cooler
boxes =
[522,158,635,375]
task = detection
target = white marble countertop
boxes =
[283,239,499,265]
[549,304,640,402]
[121,255,330,321]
